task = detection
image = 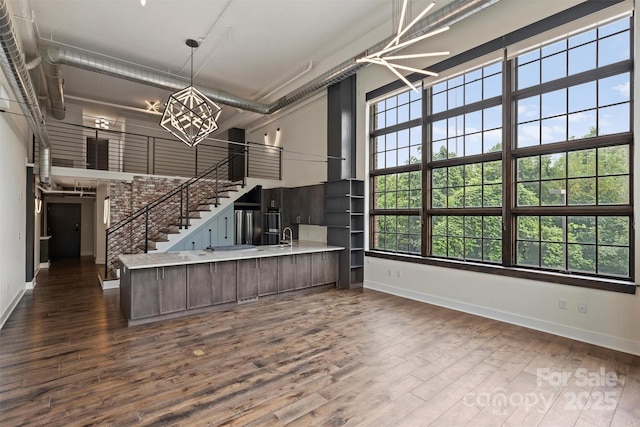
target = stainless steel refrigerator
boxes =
[235,210,257,245]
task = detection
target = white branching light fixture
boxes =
[357,0,450,93]
[160,39,222,147]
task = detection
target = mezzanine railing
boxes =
[35,121,283,181]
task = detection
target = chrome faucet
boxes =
[282,227,293,247]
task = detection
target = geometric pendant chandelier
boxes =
[160,39,222,147]
[356,1,450,93]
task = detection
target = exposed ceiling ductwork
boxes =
[0,0,51,183]
[16,2,65,121]
[44,0,500,116]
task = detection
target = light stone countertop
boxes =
[119,241,344,270]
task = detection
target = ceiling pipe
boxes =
[0,0,51,183]
[43,0,500,116]
[15,1,65,120]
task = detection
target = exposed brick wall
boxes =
[106,175,237,272]
[109,181,132,225]
[131,176,186,212]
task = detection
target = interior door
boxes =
[47,203,81,258]
[87,137,109,170]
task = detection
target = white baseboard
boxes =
[0,289,25,329]
[26,279,36,290]
[39,261,50,269]
[364,280,640,357]
[99,274,119,290]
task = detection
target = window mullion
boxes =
[503,56,514,267]
[422,85,431,257]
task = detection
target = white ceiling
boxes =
[10,0,594,135]
[17,0,417,131]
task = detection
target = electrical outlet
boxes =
[395,270,401,278]
[387,269,392,276]
[578,303,587,314]
[559,299,568,310]
[366,258,370,264]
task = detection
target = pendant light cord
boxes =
[190,45,194,86]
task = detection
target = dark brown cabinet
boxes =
[287,184,324,225]
[258,257,278,296]
[295,254,312,289]
[278,253,312,291]
[267,184,324,230]
[159,266,187,314]
[187,261,237,308]
[237,259,259,300]
[278,255,296,292]
[121,250,338,325]
[187,263,214,309]
[311,251,338,286]
[213,261,237,304]
[239,257,279,297]
[127,265,186,319]
[129,268,160,319]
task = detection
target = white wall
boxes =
[247,94,328,187]
[0,76,29,328]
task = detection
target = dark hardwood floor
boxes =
[1,257,639,426]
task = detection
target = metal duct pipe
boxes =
[44,0,500,116]
[39,144,51,184]
[42,59,65,119]
[17,4,66,120]
[0,0,51,185]
[43,47,272,114]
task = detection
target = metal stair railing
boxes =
[105,150,247,277]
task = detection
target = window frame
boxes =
[366,12,635,294]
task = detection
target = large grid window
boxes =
[432,160,502,208]
[370,89,422,255]
[369,15,634,287]
[512,17,632,278]
[428,62,503,264]
[516,215,630,277]
[432,215,502,262]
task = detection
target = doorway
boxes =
[47,203,81,258]
[87,137,109,170]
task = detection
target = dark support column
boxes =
[26,165,35,283]
[228,127,246,182]
[327,75,356,180]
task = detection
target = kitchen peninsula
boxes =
[119,241,343,326]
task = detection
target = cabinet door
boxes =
[298,187,311,224]
[159,265,187,314]
[187,263,213,309]
[311,253,325,286]
[212,261,237,304]
[217,209,233,247]
[278,255,296,292]
[295,253,312,289]
[237,259,259,300]
[324,251,338,284]
[309,184,325,225]
[202,219,217,248]
[130,268,160,319]
[258,257,278,296]
[281,188,291,227]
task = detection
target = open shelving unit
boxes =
[325,179,364,289]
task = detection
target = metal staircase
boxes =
[105,152,246,277]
